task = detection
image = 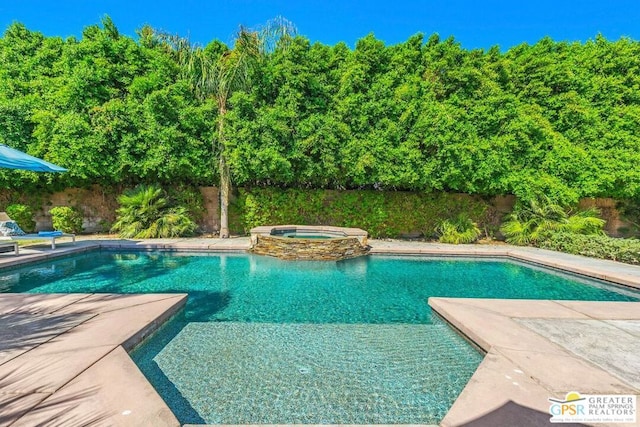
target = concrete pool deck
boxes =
[0,237,638,426]
[0,293,186,426]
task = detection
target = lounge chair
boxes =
[5,233,76,250]
[0,212,75,250]
[0,240,19,255]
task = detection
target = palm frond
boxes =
[501,198,605,245]
[437,214,482,244]
[564,207,606,235]
[111,185,196,238]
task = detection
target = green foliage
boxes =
[230,188,492,239]
[500,197,605,245]
[167,185,206,225]
[565,207,607,234]
[436,214,482,244]
[49,206,83,233]
[1,19,640,208]
[111,184,196,238]
[5,204,35,232]
[539,233,640,265]
[97,219,112,233]
[500,197,567,245]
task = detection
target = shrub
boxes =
[6,204,35,232]
[111,184,197,238]
[501,196,605,245]
[49,206,84,234]
[436,214,482,244]
[539,233,640,265]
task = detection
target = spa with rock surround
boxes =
[249,225,370,260]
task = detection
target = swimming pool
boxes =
[3,251,639,424]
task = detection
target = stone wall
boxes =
[198,187,220,234]
[0,185,634,237]
[41,186,119,232]
[2,185,220,234]
[250,235,370,261]
[578,198,626,236]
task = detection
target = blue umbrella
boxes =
[0,144,67,172]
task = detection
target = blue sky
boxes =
[1,0,639,50]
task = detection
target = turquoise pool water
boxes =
[3,251,639,424]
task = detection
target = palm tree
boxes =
[168,18,295,238]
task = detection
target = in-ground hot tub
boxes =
[249,225,369,261]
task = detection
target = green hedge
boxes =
[230,188,495,239]
[538,232,640,265]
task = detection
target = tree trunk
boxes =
[219,153,230,238]
[218,105,230,238]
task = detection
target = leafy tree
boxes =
[2,18,640,215]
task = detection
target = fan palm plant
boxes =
[501,196,605,245]
[565,207,607,235]
[111,185,196,238]
[436,213,482,244]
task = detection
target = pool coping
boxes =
[429,298,640,427]
[0,237,639,426]
[0,292,187,426]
